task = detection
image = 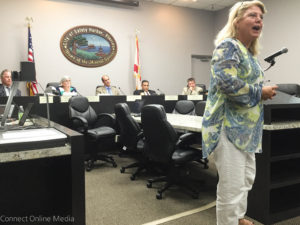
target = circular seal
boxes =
[60,25,117,67]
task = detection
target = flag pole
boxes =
[134,29,141,90]
[25,17,39,96]
[26,17,33,28]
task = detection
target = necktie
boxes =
[107,87,112,95]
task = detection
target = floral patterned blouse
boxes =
[202,38,264,158]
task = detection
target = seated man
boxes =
[182,77,203,95]
[0,69,21,97]
[96,75,120,95]
[133,80,156,95]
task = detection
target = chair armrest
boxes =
[137,131,144,140]
[176,132,196,147]
[95,113,116,128]
[71,116,88,132]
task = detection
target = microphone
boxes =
[118,87,126,95]
[156,88,164,95]
[264,48,288,63]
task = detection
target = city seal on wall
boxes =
[60,25,117,67]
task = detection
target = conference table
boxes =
[133,113,203,133]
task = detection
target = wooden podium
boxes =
[248,91,300,225]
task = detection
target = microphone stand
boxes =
[264,59,276,72]
[0,81,19,131]
[118,87,126,95]
[156,89,164,95]
[45,92,51,128]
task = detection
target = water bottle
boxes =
[18,105,24,120]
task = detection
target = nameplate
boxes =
[165,95,178,101]
[187,95,203,100]
[39,96,53,104]
[87,96,100,102]
[127,95,141,102]
[60,96,71,103]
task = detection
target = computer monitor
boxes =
[131,99,145,116]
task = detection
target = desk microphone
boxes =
[118,87,126,95]
[37,82,51,127]
[156,88,165,95]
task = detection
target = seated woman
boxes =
[56,76,78,96]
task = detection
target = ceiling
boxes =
[145,0,237,11]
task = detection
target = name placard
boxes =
[187,95,203,101]
[87,96,100,102]
[60,96,71,103]
[39,96,53,104]
[165,95,178,101]
[126,95,141,102]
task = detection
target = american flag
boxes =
[134,35,141,90]
[27,26,38,95]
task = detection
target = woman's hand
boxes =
[262,85,278,100]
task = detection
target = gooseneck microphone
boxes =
[264,48,288,63]
[118,87,126,95]
[156,88,164,95]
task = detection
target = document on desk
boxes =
[0,128,67,152]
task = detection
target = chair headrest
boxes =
[174,100,195,114]
[69,96,89,112]
[115,103,131,115]
[142,104,166,120]
[46,82,60,88]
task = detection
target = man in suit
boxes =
[133,80,156,95]
[182,77,203,95]
[96,75,120,95]
[0,69,21,97]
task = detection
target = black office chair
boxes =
[172,100,195,115]
[142,104,203,199]
[115,103,146,180]
[69,96,117,171]
[196,84,206,93]
[45,82,60,95]
[195,101,206,116]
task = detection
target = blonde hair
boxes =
[215,0,266,56]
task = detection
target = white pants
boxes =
[213,129,256,225]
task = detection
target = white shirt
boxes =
[4,86,11,96]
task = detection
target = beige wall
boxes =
[0,0,214,96]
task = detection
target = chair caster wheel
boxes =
[130,175,136,181]
[156,193,162,200]
[147,183,152,188]
[113,163,117,168]
[120,167,125,173]
[86,161,93,172]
